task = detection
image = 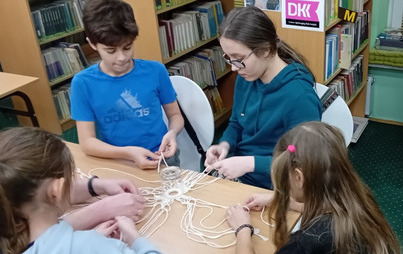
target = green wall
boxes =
[369,66,403,123]
[370,0,390,48]
[368,0,403,123]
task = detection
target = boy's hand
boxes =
[158,130,177,158]
[126,147,159,169]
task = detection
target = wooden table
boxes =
[0,72,39,126]
[66,142,300,254]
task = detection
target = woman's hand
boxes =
[245,193,274,211]
[207,156,254,179]
[204,142,230,169]
[227,204,251,230]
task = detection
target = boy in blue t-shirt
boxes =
[70,0,184,169]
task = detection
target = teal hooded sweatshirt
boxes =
[220,62,322,189]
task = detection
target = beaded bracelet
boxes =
[88,176,99,197]
[235,224,254,237]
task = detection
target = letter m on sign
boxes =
[338,7,358,23]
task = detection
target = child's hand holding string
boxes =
[158,130,177,158]
[115,216,141,247]
[94,219,118,237]
[92,178,140,196]
[98,192,145,222]
[226,204,251,231]
[126,146,159,169]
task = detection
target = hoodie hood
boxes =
[257,62,315,94]
[239,62,315,121]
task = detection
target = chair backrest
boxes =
[315,83,353,147]
[165,76,215,171]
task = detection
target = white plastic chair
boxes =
[315,83,354,147]
[164,76,215,171]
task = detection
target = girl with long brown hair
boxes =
[227,121,399,253]
[0,127,159,254]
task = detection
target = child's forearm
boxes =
[167,113,184,136]
[235,229,255,254]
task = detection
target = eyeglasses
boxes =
[222,50,255,69]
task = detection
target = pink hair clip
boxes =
[287,145,296,153]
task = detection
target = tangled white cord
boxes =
[74,154,272,248]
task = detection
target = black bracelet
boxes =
[88,176,99,197]
[235,224,254,237]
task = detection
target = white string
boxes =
[260,206,275,227]
[74,155,271,248]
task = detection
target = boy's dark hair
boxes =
[83,0,139,46]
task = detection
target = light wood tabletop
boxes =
[0,72,38,98]
[66,142,300,254]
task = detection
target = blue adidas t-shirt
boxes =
[70,59,176,152]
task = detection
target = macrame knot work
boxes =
[73,154,272,249]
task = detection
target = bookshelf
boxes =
[262,0,372,117]
[0,1,61,133]
[0,0,91,134]
[126,0,236,127]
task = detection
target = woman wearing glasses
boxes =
[204,6,322,189]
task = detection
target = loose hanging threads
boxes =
[81,154,270,248]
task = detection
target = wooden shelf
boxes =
[324,67,342,85]
[39,28,85,45]
[162,36,218,64]
[346,82,365,105]
[155,0,197,15]
[0,1,62,133]
[49,73,75,87]
[61,118,75,132]
[352,40,369,59]
[325,18,342,32]
[264,0,372,117]
[216,67,232,80]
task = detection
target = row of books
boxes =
[53,83,71,121]
[328,55,363,101]
[158,1,224,58]
[155,0,196,11]
[31,0,87,41]
[324,10,369,80]
[339,0,365,12]
[325,0,366,27]
[42,42,88,82]
[204,87,226,117]
[167,46,226,89]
